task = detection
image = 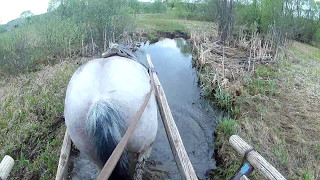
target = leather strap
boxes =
[97,68,155,180]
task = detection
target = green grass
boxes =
[216,117,237,137]
[255,65,277,77]
[136,13,216,40]
[137,14,189,35]
[215,89,232,113]
[0,60,79,179]
[245,76,278,96]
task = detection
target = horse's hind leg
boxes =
[133,146,152,180]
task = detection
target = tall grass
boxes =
[0,0,134,77]
[0,14,86,76]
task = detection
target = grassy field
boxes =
[136,14,216,41]
[213,41,320,179]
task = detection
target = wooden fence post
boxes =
[229,135,286,180]
[147,54,198,180]
[55,130,72,180]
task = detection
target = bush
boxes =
[0,14,86,76]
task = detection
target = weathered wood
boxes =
[0,155,15,180]
[55,131,72,180]
[229,135,286,180]
[146,54,198,180]
[240,175,250,180]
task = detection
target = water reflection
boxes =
[175,38,192,56]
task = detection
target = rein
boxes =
[97,67,156,180]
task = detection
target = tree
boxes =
[216,0,235,42]
[20,10,34,18]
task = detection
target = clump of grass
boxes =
[148,33,159,43]
[199,66,214,96]
[215,89,232,113]
[213,117,241,179]
[255,65,277,77]
[244,65,279,96]
[216,117,237,137]
[245,76,278,96]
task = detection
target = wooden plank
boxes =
[146,54,198,180]
[240,175,250,180]
[55,131,72,180]
[229,135,286,180]
[0,155,15,180]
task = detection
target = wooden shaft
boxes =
[55,131,72,180]
[0,155,15,180]
[229,135,286,180]
[147,54,198,180]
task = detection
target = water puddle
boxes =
[70,38,220,180]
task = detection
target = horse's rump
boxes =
[64,56,158,179]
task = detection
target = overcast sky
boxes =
[0,0,50,24]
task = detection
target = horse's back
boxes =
[64,57,158,163]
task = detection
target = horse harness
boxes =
[101,44,149,69]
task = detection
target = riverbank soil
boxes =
[210,41,320,179]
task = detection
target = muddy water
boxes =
[136,38,219,179]
[70,38,220,180]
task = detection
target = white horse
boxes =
[64,56,158,179]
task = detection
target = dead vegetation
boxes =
[190,26,286,101]
[191,25,320,179]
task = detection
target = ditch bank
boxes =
[190,29,320,179]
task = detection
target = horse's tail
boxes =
[86,100,131,179]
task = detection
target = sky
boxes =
[0,0,51,24]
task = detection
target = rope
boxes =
[229,148,255,180]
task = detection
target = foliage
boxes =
[0,13,86,76]
[0,0,134,77]
[234,0,320,44]
[134,0,166,14]
[20,10,34,18]
[137,14,189,35]
[0,25,5,33]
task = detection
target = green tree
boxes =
[20,10,34,18]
